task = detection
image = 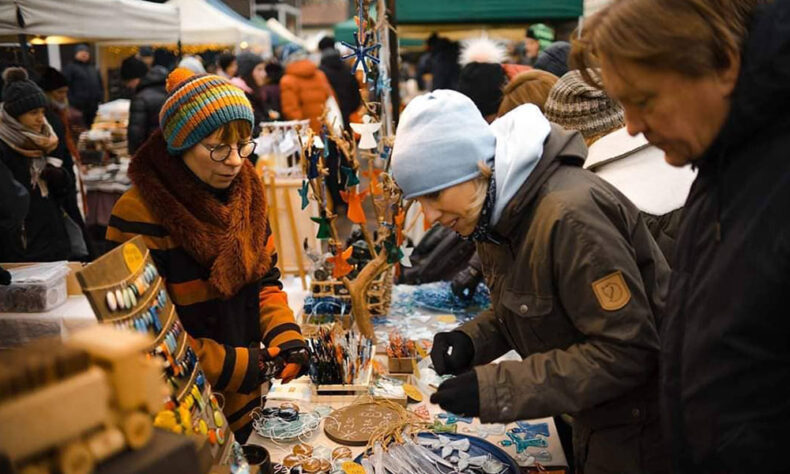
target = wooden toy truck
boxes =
[0,326,168,474]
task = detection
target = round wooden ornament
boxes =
[323,403,400,446]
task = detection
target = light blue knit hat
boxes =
[392,90,496,200]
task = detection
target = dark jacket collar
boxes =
[699,1,790,172]
[493,124,587,238]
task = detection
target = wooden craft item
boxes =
[323,403,400,446]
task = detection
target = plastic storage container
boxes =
[0,262,70,312]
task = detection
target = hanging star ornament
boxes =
[298,180,310,210]
[399,245,414,267]
[375,72,391,97]
[341,31,381,77]
[310,216,332,240]
[340,188,369,224]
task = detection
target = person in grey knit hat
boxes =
[544,68,625,143]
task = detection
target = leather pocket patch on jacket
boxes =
[592,270,631,311]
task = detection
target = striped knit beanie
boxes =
[159,68,254,154]
[544,69,624,139]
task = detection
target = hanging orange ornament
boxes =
[340,188,369,224]
[329,246,354,279]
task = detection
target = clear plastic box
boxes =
[0,262,70,312]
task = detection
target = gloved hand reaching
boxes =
[430,370,480,417]
[451,265,484,299]
[430,330,475,375]
[278,347,310,383]
[257,346,285,384]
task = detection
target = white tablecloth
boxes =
[0,295,98,348]
[248,371,568,469]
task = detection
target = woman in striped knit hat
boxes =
[107,68,307,442]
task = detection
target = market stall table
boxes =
[0,295,97,348]
[248,363,569,472]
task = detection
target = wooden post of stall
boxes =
[386,0,400,127]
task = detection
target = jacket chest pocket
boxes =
[500,290,578,354]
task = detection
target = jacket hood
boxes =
[285,59,319,78]
[320,49,344,70]
[586,128,697,215]
[708,2,790,162]
[489,104,551,225]
[493,123,586,236]
[137,65,167,91]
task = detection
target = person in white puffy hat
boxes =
[392,89,670,473]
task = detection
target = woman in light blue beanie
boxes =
[394,90,671,472]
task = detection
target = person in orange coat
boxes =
[279,44,335,132]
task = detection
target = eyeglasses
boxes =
[201,141,257,162]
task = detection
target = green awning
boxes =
[396,0,582,23]
[333,17,422,47]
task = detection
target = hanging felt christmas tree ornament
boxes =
[350,115,382,149]
[341,166,360,187]
[311,216,332,240]
[384,237,404,265]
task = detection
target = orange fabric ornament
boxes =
[361,169,383,195]
[329,246,354,279]
[340,188,369,224]
[394,209,406,245]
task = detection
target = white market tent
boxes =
[264,18,307,49]
[168,0,271,53]
[0,0,180,43]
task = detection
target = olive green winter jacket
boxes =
[460,125,670,473]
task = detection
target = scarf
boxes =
[129,130,272,298]
[0,104,59,196]
[461,169,499,244]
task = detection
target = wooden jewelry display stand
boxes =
[75,236,234,466]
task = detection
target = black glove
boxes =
[40,164,70,197]
[430,370,479,417]
[257,346,286,383]
[430,331,474,375]
[451,265,484,300]
[279,346,310,382]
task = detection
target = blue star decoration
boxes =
[500,431,549,454]
[341,32,381,77]
[307,149,321,180]
[376,72,391,97]
[298,180,310,210]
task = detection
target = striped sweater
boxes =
[107,186,304,441]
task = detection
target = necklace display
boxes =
[76,238,235,462]
[104,263,159,313]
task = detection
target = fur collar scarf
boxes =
[129,131,271,298]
